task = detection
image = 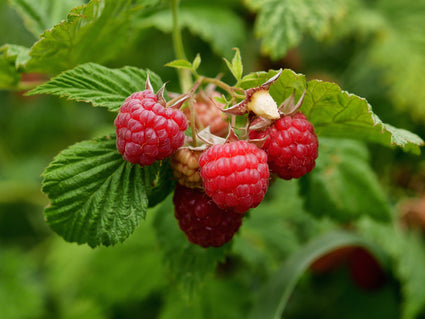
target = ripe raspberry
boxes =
[173,184,243,247]
[249,112,318,180]
[170,148,203,189]
[114,90,188,166]
[199,140,269,213]
[183,92,228,137]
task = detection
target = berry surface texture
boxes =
[115,90,188,166]
[199,140,269,213]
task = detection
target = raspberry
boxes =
[183,91,228,137]
[173,184,243,247]
[199,140,269,213]
[170,148,203,189]
[249,112,318,180]
[114,90,188,166]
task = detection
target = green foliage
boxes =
[0,44,30,88]
[43,134,150,247]
[223,47,243,83]
[0,248,45,319]
[301,137,391,222]
[138,4,246,57]
[9,0,84,37]
[250,230,370,319]
[25,0,137,74]
[245,0,347,60]
[240,70,424,153]
[153,195,230,296]
[28,63,163,112]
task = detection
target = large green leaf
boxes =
[249,230,372,319]
[25,0,136,74]
[42,134,152,247]
[245,0,347,60]
[300,137,391,222]
[239,69,424,153]
[138,4,246,57]
[153,195,230,296]
[9,0,84,37]
[28,63,163,112]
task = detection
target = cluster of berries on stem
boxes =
[114,71,318,248]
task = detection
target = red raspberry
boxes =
[173,184,243,247]
[114,90,188,166]
[249,113,318,180]
[170,148,203,189]
[199,140,269,213]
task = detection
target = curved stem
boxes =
[171,0,192,93]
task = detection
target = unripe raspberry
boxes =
[249,112,318,180]
[114,90,188,166]
[183,91,228,137]
[173,184,243,247]
[246,88,280,120]
[170,148,203,189]
[199,140,269,213]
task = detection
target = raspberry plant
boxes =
[1,0,425,318]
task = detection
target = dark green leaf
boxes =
[42,134,151,247]
[246,0,347,59]
[28,63,162,112]
[9,0,84,37]
[300,137,391,222]
[250,230,370,319]
[138,4,246,57]
[153,195,230,296]
[145,159,176,208]
[25,0,136,73]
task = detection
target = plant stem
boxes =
[202,77,245,100]
[171,0,192,93]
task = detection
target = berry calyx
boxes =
[250,112,318,180]
[114,84,188,166]
[170,148,203,189]
[199,140,269,213]
[173,184,243,248]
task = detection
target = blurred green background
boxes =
[1,0,425,318]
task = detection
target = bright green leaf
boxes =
[25,0,136,74]
[246,0,347,60]
[9,0,84,37]
[240,69,424,153]
[42,134,151,247]
[250,230,371,319]
[28,63,162,112]
[0,44,30,89]
[138,4,246,57]
[192,53,201,70]
[153,195,230,296]
[300,137,391,222]
[165,59,194,71]
[223,47,243,82]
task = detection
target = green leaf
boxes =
[246,0,347,60]
[42,134,152,247]
[192,53,201,70]
[145,159,176,208]
[249,230,371,319]
[28,63,162,112]
[153,195,230,296]
[240,69,424,153]
[223,47,243,82]
[138,4,246,57]
[165,59,194,70]
[300,137,391,222]
[0,44,30,89]
[25,0,136,74]
[9,0,84,37]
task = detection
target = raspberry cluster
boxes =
[114,74,318,247]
